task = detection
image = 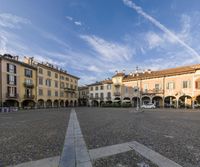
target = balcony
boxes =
[141,89,164,95]
[6,93,19,99]
[106,96,112,100]
[90,97,99,100]
[23,82,34,88]
[24,94,35,99]
[114,92,121,96]
[64,87,75,93]
[114,83,121,87]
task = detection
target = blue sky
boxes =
[1,0,200,85]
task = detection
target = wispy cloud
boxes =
[74,21,82,26]
[122,0,200,61]
[65,15,83,26]
[0,13,31,29]
[80,35,134,62]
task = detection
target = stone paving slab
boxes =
[7,156,60,167]
[59,109,92,167]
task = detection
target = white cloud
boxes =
[0,13,31,29]
[80,35,134,62]
[87,65,102,72]
[122,0,200,61]
[146,32,163,49]
[66,16,73,21]
[74,21,82,26]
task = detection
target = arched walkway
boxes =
[100,101,104,106]
[65,100,69,107]
[22,100,35,109]
[38,99,45,108]
[92,100,99,107]
[152,96,163,108]
[46,99,52,108]
[60,100,64,107]
[113,97,121,104]
[54,100,59,108]
[132,97,140,107]
[70,100,73,107]
[178,95,192,108]
[142,96,151,105]
[4,100,19,107]
[123,97,131,103]
[74,100,77,107]
[164,96,176,108]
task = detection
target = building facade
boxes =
[88,64,200,108]
[0,54,79,108]
[78,86,89,106]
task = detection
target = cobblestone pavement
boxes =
[76,107,200,167]
[93,150,158,167]
[0,108,71,166]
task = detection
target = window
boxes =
[46,79,51,87]
[100,93,104,98]
[47,90,51,96]
[60,91,64,97]
[183,81,190,89]
[25,79,32,84]
[144,84,148,92]
[95,86,98,90]
[66,83,69,88]
[167,82,175,90]
[125,87,128,93]
[55,73,58,78]
[47,71,51,77]
[60,76,64,80]
[196,81,200,89]
[66,77,69,81]
[90,93,93,98]
[7,86,17,97]
[90,87,93,91]
[70,84,73,89]
[24,69,32,78]
[39,89,43,96]
[7,63,16,73]
[39,77,43,85]
[7,74,16,85]
[74,85,77,90]
[155,84,160,90]
[25,88,32,97]
[95,93,98,98]
[107,92,111,98]
[107,84,111,90]
[55,91,58,97]
[39,68,43,74]
[60,82,64,88]
[100,85,104,90]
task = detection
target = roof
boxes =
[0,54,37,70]
[112,72,125,78]
[123,64,200,82]
[37,62,80,80]
[87,79,113,87]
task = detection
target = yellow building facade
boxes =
[0,54,79,108]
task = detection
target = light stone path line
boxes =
[89,141,182,167]
[7,156,60,167]
[59,109,92,167]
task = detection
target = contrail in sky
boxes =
[123,0,200,60]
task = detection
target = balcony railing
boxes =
[141,89,164,95]
[64,87,75,93]
[114,92,121,96]
[114,83,121,87]
[90,97,99,100]
[106,96,112,100]
[6,93,19,98]
[24,94,35,99]
[23,82,34,88]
